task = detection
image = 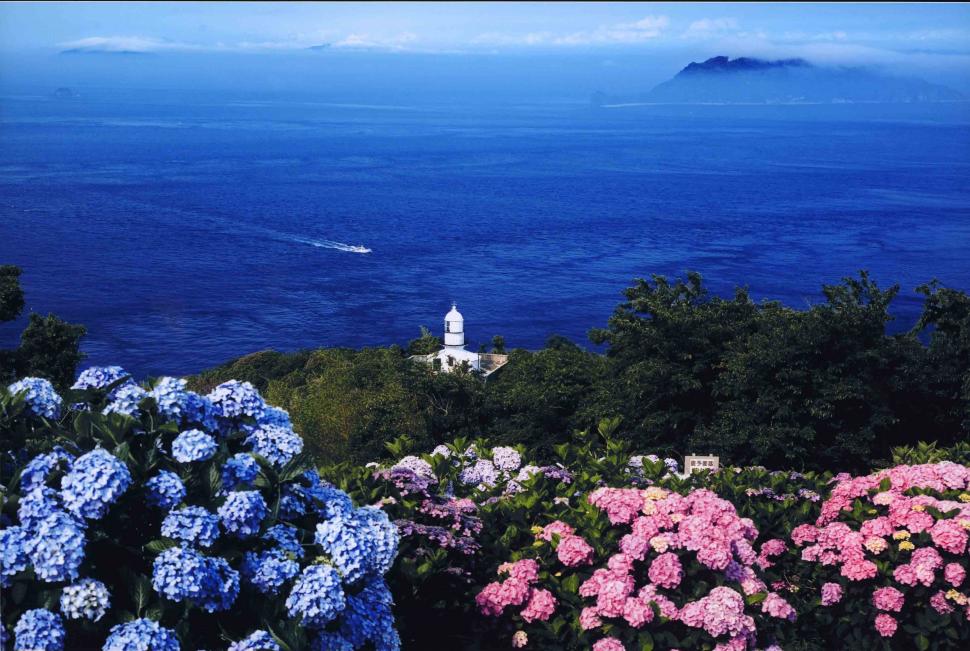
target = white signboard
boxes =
[684,455,720,474]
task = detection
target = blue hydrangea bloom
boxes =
[263,524,304,559]
[161,506,220,548]
[240,549,299,595]
[227,631,280,651]
[72,366,133,397]
[285,564,345,628]
[280,472,353,521]
[13,609,64,651]
[0,525,30,587]
[8,378,62,419]
[354,506,400,576]
[221,453,259,492]
[102,383,149,417]
[17,487,63,529]
[144,471,185,510]
[25,511,86,583]
[151,546,238,613]
[60,578,111,621]
[103,618,180,651]
[310,633,354,651]
[314,514,372,584]
[339,578,400,651]
[60,448,131,520]
[218,491,267,538]
[206,380,266,422]
[257,406,292,430]
[198,556,240,612]
[19,447,75,493]
[244,425,303,467]
[149,377,217,430]
[171,429,217,463]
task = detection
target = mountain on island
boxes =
[633,56,963,105]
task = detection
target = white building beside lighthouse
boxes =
[411,303,508,378]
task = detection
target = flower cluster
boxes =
[2,370,401,651]
[8,377,62,418]
[476,559,558,623]
[172,429,218,463]
[481,486,788,650]
[792,462,970,642]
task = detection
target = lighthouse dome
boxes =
[444,303,465,347]
[445,304,463,323]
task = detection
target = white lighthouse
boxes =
[444,303,465,348]
[409,303,509,378]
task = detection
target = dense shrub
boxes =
[1,368,401,651]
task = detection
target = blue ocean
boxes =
[2,92,969,378]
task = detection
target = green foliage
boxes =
[406,326,442,356]
[17,313,87,390]
[0,264,25,322]
[0,266,86,389]
[187,271,969,472]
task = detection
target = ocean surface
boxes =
[2,91,969,378]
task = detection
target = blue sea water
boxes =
[1,91,969,378]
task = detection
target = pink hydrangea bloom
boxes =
[580,606,603,630]
[589,487,646,525]
[557,534,594,567]
[592,638,625,651]
[607,553,635,575]
[762,592,796,621]
[540,520,575,542]
[874,613,897,637]
[791,523,818,546]
[820,582,843,606]
[622,596,654,628]
[499,559,540,584]
[648,552,683,589]
[521,588,557,623]
[872,587,904,612]
[930,520,968,555]
[840,558,878,581]
[944,562,966,587]
[930,591,955,614]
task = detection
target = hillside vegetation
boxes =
[189,271,970,473]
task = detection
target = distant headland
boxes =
[595,55,964,106]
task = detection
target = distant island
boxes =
[596,55,964,105]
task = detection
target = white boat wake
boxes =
[287,235,372,254]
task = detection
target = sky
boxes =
[1,2,969,97]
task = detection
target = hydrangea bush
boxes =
[1,369,400,651]
[780,462,970,649]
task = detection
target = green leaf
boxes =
[144,538,179,554]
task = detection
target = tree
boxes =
[0,266,86,389]
[0,264,25,322]
[588,272,761,451]
[406,326,442,356]
[18,313,87,390]
[491,335,506,354]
